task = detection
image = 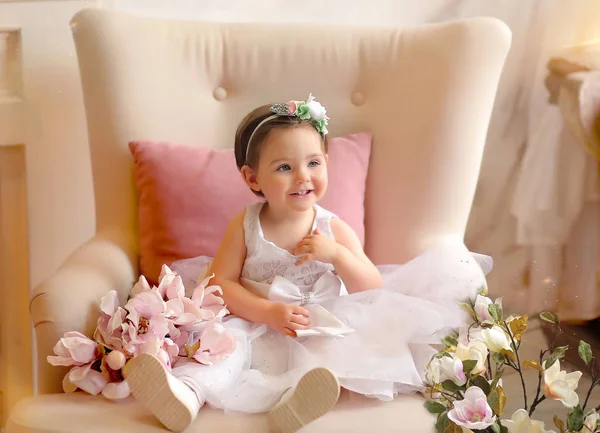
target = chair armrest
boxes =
[30,229,138,394]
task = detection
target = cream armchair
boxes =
[7,9,510,433]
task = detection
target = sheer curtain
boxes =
[512,0,600,321]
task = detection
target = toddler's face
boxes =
[251,125,328,213]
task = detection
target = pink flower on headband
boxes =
[287,101,298,115]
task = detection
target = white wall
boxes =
[0,0,556,312]
[1,0,98,289]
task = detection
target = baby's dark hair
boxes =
[234,104,328,171]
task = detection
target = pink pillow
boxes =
[130,132,371,284]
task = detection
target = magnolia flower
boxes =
[428,355,466,386]
[169,275,229,334]
[543,359,582,408]
[474,294,502,322]
[123,290,170,356]
[455,339,488,376]
[192,322,237,366]
[580,410,599,433]
[448,386,496,429]
[94,291,130,352]
[157,265,186,300]
[130,275,152,297]
[305,93,328,121]
[157,337,180,369]
[502,409,555,433]
[481,325,512,353]
[62,362,108,396]
[47,331,99,367]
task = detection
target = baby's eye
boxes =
[308,160,320,168]
[277,164,291,171]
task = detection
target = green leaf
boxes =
[491,422,501,433]
[441,380,463,393]
[442,335,458,348]
[436,351,454,359]
[500,426,508,433]
[490,367,504,390]
[492,351,506,364]
[488,304,502,322]
[471,375,492,395]
[578,340,593,366]
[545,345,569,369]
[424,400,447,414]
[488,388,499,411]
[462,360,478,375]
[540,311,560,325]
[436,411,450,433]
[459,302,478,322]
[567,405,584,432]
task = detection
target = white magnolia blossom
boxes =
[543,359,582,408]
[481,325,512,353]
[454,339,488,376]
[502,409,556,433]
[428,355,466,386]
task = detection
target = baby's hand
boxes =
[267,302,311,337]
[294,228,338,266]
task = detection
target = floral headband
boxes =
[245,93,329,163]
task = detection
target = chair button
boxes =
[351,92,365,106]
[213,87,227,101]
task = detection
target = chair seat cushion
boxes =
[7,390,434,432]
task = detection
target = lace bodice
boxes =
[241,202,337,291]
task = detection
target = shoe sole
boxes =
[269,367,340,433]
[123,353,194,432]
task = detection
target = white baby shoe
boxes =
[124,353,202,432]
[269,367,340,433]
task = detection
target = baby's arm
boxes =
[330,218,383,293]
[211,211,310,337]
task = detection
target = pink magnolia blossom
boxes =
[131,265,185,301]
[123,290,170,356]
[158,265,186,300]
[62,362,108,396]
[448,387,496,430]
[130,275,152,298]
[165,274,228,334]
[157,338,180,369]
[47,331,100,367]
[192,322,237,366]
[48,264,236,400]
[473,294,502,322]
[93,291,131,352]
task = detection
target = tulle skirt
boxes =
[170,238,492,413]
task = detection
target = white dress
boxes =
[170,202,491,414]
